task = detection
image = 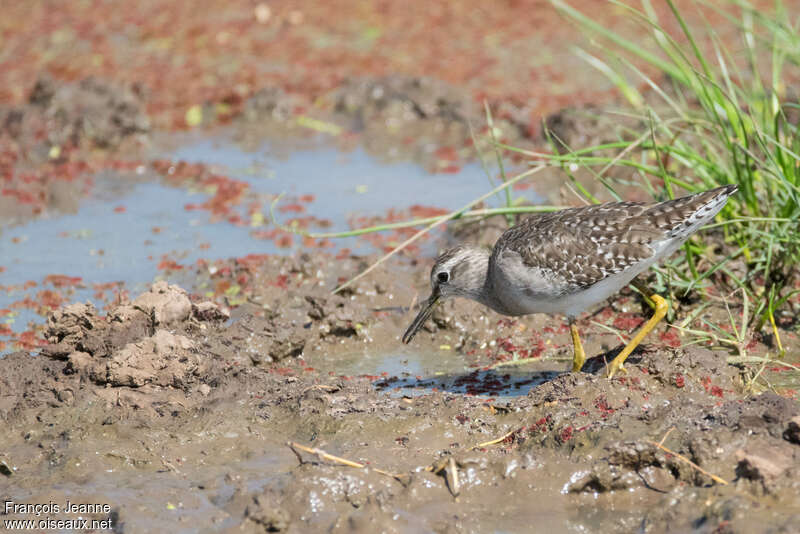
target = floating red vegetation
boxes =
[659,328,681,348]
[11,297,37,309]
[434,146,459,162]
[278,203,305,214]
[16,330,45,350]
[512,181,537,191]
[612,314,645,331]
[0,0,766,136]
[251,229,278,240]
[408,205,449,218]
[594,395,615,417]
[529,415,551,433]
[93,281,122,291]
[235,254,268,271]
[2,188,40,204]
[113,205,126,213]
[437,165,462,174]
[157,256,185,270]
[214,280,232,294]
[37,290,63,310]
[271,275,289,289]
[43,274,82,287]
[497,336,516,353]
[595,306,615,321]
[275,233,293,248]
[699,376,724,397]
[201,176,248,217]
[0,324,13,336]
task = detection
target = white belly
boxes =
[487,238,681,318]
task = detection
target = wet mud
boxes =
[2,249,799,533]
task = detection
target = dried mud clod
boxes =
[40,281,226,389]
[735,443,799,494]
[785,416,800,445]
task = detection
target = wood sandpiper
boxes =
[402,185,738,377]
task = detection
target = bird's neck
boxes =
[453,248,497,308]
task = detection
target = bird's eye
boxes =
[437,271,450,283]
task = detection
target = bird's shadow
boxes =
[581,346,649,374]
[371,344,653,398]
[373,366,563,398]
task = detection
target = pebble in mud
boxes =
[245,493,290,532]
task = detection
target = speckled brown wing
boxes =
[495,202,660,290]
[494,185,737,290]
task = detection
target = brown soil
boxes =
[2,250,799,532]
[1,5,799,529]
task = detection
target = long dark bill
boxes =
[401,292,440,344]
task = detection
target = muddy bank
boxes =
[2,250,798,532]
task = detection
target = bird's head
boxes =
[401,246,489,343]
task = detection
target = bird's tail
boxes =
[645,185,738,240]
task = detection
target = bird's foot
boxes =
[606,361,627,378]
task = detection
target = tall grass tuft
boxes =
[533,0,800,345]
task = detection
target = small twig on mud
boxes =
[288,441,306,466]
[646,438,728,486]
[446,457,460,497]
[159,458,181,474]
[287,441,407,483]
[657,426,675,447]
[428,457,461,497]
[289,441,364,468]
[473,428,518,448]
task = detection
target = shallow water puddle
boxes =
[322,349,561,398]
[0,135,538,344]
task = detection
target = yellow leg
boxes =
[607,293,669,378]
[570,321,586,372]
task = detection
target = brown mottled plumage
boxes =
[492,185,736,292]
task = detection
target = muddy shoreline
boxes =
[2,245,799,532]
[0,31,799,531]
